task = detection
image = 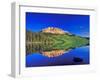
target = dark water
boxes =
[26,46,89,67]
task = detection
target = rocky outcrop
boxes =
[42,27,66,34]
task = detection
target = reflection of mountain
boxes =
[26,27,89,57]
[40,50,70,57]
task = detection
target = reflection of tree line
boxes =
[26,43,54,54]
[26,43,71,57]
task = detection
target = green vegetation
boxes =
[26,31,89,54]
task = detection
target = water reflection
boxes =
[26,43,53,53]
[26,43,71,57]
[26,45,89,67]
[40,50,71,57]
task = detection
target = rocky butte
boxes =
[42,27,70,34]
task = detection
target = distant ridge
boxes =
[42,27,71,34]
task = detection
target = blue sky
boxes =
[26,12,90,37]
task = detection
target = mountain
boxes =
[42,27,71,35]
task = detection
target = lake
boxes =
[26,46,89,67]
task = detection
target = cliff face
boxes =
[42,27,66,34]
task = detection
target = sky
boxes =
[26,12,90,37]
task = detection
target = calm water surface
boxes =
[26,46,89,67]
